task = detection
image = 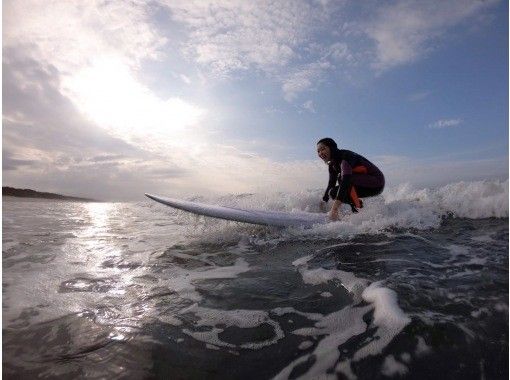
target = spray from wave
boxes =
[147,180,508,244]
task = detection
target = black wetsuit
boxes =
[323,149,385,208]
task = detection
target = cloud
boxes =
[2,47,193,200]
[87,154,126,163]
[2,40,325,200]
[180,74,192,84]
[3,0,165,71]
[2,150,39,171]
[2,48,140,155]
[3,157,191,201]
[365,0,499,70]
[159,0,500,99]
[160,0,348,99]
[3,1,208,158]
[2,0,355,105]
[281,61,333,101]
[5,0,493,102]
[428,118,462,129]
[327,42,354,63]
[303,100,316,113]
[2,0,504,201]
[163,1,326,75]
[3,8,332,200]
[61,55,206,149]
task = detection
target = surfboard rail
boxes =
[145,193,327,227]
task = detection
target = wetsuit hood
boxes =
[317,137,338,151]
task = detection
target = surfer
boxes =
[317,138,385,221]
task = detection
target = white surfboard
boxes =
[145,193,327,228]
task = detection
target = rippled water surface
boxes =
[2,181,509,379]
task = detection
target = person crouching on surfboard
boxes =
[317,138,385,221]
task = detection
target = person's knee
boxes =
[357,186,383,198]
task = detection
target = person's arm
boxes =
[322,166,336,202]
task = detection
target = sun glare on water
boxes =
[85,202,113,230]
[63,56,204,144]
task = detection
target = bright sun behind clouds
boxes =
[62,56,204,148]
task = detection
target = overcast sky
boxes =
[3,0,508,201]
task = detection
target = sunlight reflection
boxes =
[80,202,124,265]
[85,202,113,230]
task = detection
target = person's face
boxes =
[317,143,331,163]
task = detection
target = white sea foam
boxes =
[158,315,183,326]
[494,303,508,312]
[278,256,412,379]
[274,305,372,380]
[446,244,470,256]
[271,307,323,321]
[400,352,411,363]
[351,288,411,364]
[471,234,495,242]
[292,255,368,301]
[291,254,314,266]
[361,282,411,329]
[415,336,432,356]
[336,360,357,380]
[383,180,509,218]
[159,257,250,302]
[170,180,508,243]
[471,307,490,318]
[180,304,284,349]
[298,340,314,350]
[381,355,408,376]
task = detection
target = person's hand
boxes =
[329,199,342,221]
[329,207,340,221]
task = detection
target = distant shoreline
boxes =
[2,187,97,202]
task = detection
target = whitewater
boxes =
[2,179,508,379]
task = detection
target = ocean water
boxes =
[2,180,508,379]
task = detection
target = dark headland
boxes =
[3,187,96,202]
